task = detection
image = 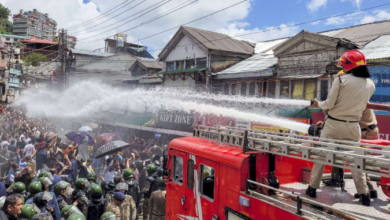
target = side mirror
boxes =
[163,149,170,178]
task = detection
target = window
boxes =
[6,38,10,41]
[248,82,256,96]
[187,159,194,190]
[304,79,317,101]
[199,164,215,200]
[292,80,303,99]
[166,62,174,71]
[267,81,276,98]
[173,155,183,184]
[177,61,184,70]
[320,79,329,100]
[241,83,247,96]
[280,81,290,98]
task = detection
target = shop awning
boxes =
[278,74,326,79]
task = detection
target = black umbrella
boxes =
[93,140,129,158]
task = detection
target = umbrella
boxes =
[93,140,129,158]
[79,126,92,132]
[65,131,95,146]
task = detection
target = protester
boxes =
[0,194,23,220]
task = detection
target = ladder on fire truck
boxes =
[193,125,390,220]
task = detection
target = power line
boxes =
[130,2,390,52]
[77,0,199,42]
[67,0,134,30]
[69,0,148,35]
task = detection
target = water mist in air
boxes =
[15,81,311,133]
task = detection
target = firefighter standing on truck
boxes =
[358,108,379,199]
[307,50,375,206]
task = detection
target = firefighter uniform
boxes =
[360,109,378,140]
[309,73,375,195]
[360,108,379,195]
[149,189,166,220]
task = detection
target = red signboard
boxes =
[312,112,390,140]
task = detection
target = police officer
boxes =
[100,212,117,220]
[116,182,136,220]
[54,181,72,210]
[19,204,39,220]
[87,173,98,185]
[122,169,140,216]
[141,164,159,220]
[7,182,26,198]
[308,50,375,206]
[72,178,89,217]
[26,182,43,201]
[105,192,125,220]
[26,182,61,220]
[32,192,55,218]
[87,184,106,220]
[60,205,83,219]
[37,171,54,193]
[148,178,166,220]
[38,178,52,192]
[104,182,116,206]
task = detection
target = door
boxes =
[166,149,188,219]
[196,157,220,220]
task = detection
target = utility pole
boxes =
[60,28,68,89]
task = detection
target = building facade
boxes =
[12,9,57,41]
[158,26,255,92]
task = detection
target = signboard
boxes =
[312,112,390,140]
[155,133,162,139]
[9,68,21,75]
[251,118,310,134]
[369,66,390,102]
[236,119,251,129]
[156,111,194,132]
[204,115,236,127]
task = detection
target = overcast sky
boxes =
[2,0,390,58]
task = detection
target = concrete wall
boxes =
[165,35,207,62]
[163,76,195,91]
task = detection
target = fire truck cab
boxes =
[164,126,390,220]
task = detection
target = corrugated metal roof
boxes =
[183,26,255,55]
[1,34,30,40]
[359,35,390,60]
[214,39,285,78]
[140,60,163,69]
[72,49,114,57]
[329,20,390,47]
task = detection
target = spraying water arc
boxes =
[15,81,311,134]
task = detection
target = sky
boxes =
[2,0,390,58]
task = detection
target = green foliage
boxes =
[22,53,50,66]
[0,4,10,19]
[0,4,11,34]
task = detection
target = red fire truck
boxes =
[163,126,390,220]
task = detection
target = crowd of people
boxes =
[0,106,167,220]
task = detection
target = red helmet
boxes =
[337,50,366,72]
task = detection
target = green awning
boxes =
[158,68,207,74]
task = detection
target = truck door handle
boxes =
[181,196,186,210]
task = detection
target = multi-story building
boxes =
[12,9,57,41]
[67,36,77,49]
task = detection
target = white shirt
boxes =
[0,141,9,150]
[24,144,35,156]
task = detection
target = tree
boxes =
[0,4,11,34]
[0,4,10,19]
[22,53,50,66]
